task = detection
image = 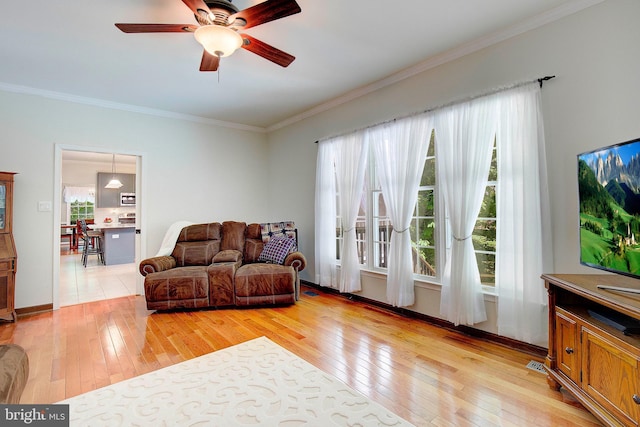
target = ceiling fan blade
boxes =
[230,0,301,30]
[115,23,198,33]
[241,34,295,67]
[199,50,220,71]
[181,0,211,15]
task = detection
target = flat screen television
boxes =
[578,137,640,280]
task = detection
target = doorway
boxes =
[53,145,146,309]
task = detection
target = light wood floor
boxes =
[0,285,599,426]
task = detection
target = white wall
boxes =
[0,90,269,309]
[267,0,640,339]
[2,0,638,343]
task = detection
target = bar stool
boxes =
[79,220,104,267]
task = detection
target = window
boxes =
[334,131,498,286]
[473,139,497,286]
[372,167,390,269]
[336,191,367,265]
[63,186,95,225]
[412,136,437,276]
[69,199,94,224]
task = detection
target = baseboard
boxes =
[16,304,53,317]
[300,280,547,358]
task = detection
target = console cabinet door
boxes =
[556,308,580,384]
[582,327,640,426]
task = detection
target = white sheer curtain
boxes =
[496,83,552,346]
[334,132,369,293]
[315,140,339,289]
[369,115,434,307]
[435,95,499,326]
[62,186,95,203]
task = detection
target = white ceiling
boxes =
[0,0,599,131]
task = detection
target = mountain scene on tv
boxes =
[579,145,640,275]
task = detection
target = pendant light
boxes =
[105,153,123,189]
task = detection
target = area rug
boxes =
[59,336,414,426]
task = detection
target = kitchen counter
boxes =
[89,223,136,230]
[89,223,135,265]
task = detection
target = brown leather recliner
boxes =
[139,221,306,311]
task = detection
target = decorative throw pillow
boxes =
[258,235,297,264]
[260,221,297,248]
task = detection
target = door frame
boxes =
[52,144,147,309]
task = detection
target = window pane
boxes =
[427,134,435,157]
[375,192,387,217]
[473,219,496,252]
[414,247,436,276]
[477,186,496,218]
[376,241,390,268]
[488,141,497,181]
[336,217,342,261]
[373,189,391,269]
[416,218,435,246]
[414,132,437,278]
[68,198,94,225]
[356,218,366,265]
[476,252,496,286]
[416,189,435,216]
[420,158,436,186]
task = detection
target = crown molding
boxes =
[266,0,605,133]
[0,82,266,133]
[0,0,604,135]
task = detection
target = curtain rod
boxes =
[314,75,556,144]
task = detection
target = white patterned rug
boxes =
[60,336,414,426]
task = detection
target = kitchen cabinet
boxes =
[96,173,135,208]
[544,274,640,426]
[89,224,135,265]
[0,172,17,322]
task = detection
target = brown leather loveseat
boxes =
[139,221,306,311]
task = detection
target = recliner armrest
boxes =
[213,249,243,263]
[284,251,306,271]
[139,256,177,276]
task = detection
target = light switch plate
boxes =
[38,201,52,212]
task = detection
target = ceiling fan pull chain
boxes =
[217,52,221,83]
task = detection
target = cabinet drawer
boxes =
[0,260,13,271]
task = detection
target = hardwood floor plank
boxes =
[0,286,600,426]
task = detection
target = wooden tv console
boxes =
[544,274,640,427]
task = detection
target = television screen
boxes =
[578,137,640,279]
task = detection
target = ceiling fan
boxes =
[115,0,301,72]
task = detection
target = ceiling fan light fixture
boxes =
[194,25,243,57]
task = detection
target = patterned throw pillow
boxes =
[257,236,297,264]
[260,221,297,250]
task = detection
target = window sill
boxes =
[356,266,497,300]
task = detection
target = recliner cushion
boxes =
[221,221,246,252]
[172,240,220,266]
[235,264,295,297]
[177,223,221,242]
[144,266,209,302]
